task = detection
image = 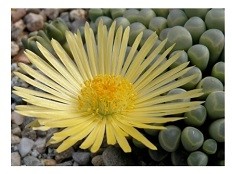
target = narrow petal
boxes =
[136,73,200,103]
[51,39,83,83]
[115,119,157,150]
[128,106,200,116]
[37,42,81,91]
[32,126,50,131]
[125,32,158,81]
[66,31,92,80]
[56,119,99,153]
[137,67,193,98]
[116,116,167,129]
[15,105,85,119]
[134,46,179,91]
[131,39,168,83]
[84,23,98,76]
[111,26,123,75]
[13,91,76,111]
[120,32,143,76]
[44,114,95,127]
[105,21,116,74]
[133,101,204,112]
[25,50,78,95]
[13,86,72,104]
[79,119,103,150]
[90,118,106,152]
[110,117,131,152]
[115,26,130,75]
[105,117,117,145]
[53,119,95,138]
[122,115,184,124]
[17,63,76,100]
[136,89,203,108]
[97,20,107,74]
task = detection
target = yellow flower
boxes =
[13,20,203,153]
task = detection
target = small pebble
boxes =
[11,111,24,125]
[36,130,47,137]
[34,138,47,154]
[70,20,85,32]
[11,62,20,71]
[11,41,20,56]
[11,124,22,136]
[70,9,86,21]
[11,93,23,104]
[13,19,26,31]
[18,137,35,157]
[46,128,59,140]
[55,147,74,162]
[11,152,21,166]
[72,151,91,165]
[59,12,70,23]
[24,13,44,32]
[12,52,30,64]
[11,103,16,111]
[23,156,42,166]
[42,159,57,166]
[39,10,47,22]
[91,155,105,166]
[21,127,37,140]
[102,146,134,166]
[11,134,21,145]
[56,160,73,166]
[44,9,60,19]
[11,9,27,23]
[73,162,79,166]
[31,149,40,157]
[26,8,41,14]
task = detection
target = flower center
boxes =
[77,75,137,116]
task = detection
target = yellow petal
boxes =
[136,89,203,108]
[13,91,76,111]
[134,45,177,90]
[79,119,104,150]
[131,39,168,83]
[125,32,158,81]
[115,26,130,75]
[115,119,157,150]
[105,117,116,145]
[56,119,99,153]
[105,21,116,74]
[136,73,201,103]
[66,31,92,81]
[44,114,95,127]
[14,71,75,102]
[133,101,204,112]
[111,26,123,75]
[120,32,143,76]
[51,39,83,83]
[13,86,72,104]
[25,50,78,95]
[110,117,131,153]
[97,20,107,74]
[37,42,81,91]
[90,118,106,152]
[136,62,190,95]
[84,23,98,76]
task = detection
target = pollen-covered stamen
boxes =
[78,75,136,116]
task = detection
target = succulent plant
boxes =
[181,126,204,152]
